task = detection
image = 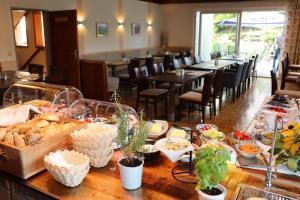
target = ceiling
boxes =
[139,0,266,4]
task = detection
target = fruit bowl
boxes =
[44,150,90,187]
[200,128,225,143]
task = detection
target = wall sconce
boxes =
[117,21,124,30]
[77,21,84,29]
[147,23,152,30]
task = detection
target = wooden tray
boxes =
[0,118,86,179]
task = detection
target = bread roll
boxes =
[0,128,6,141]
[14,134,26,148]
[4,132,14,145]
[35,120,49,128]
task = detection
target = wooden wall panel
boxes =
[79,59,108,101]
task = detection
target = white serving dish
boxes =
[44,150,90,187]
[147,120,169,138]
[235,142,262,159]
[155,138,193,162]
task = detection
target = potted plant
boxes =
[112,92,148,190]
[195,145,230,200]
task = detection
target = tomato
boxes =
[233,130,250,140]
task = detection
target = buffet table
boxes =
[0,150,299,200]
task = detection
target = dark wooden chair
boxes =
[194,69,224,115]
[163,55,172,71]
[280,59,297,90]
[28,64,43,81]
[270,69,278,95]
[179,73,214,123]
[173,58,182,70]
[251,54,258,81]
[135,66,168,118]
[284,52,300,71]
[183,56,193,67]
[145,57,154,76]
[118,59,140,93]
[245,59,254,88]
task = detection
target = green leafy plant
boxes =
[111,91,148,166]
[195,145,230,191]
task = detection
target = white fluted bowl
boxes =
[44,150,90,187]
[71,123,116,168]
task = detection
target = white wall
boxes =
[161,0,289,50]
[79,0,163,56]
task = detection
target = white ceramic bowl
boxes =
[44,150,90,187]
[71,123,116,168]
[235,142,262,159]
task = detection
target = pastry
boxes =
[14,134,26,148]
[4,132,14,145]
[40,114,59,122]
[0,128,7,141]
[62,122,77,131]
[35,120,50,128]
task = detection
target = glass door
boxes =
[196,12,240,61]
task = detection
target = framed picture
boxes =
[96,22,108,37]
[131,23,141,36]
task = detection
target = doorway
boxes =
[11,9,48,72]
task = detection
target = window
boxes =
[14,15,28,47]
[33,12,45,47]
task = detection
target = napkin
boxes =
[0,105,41,126]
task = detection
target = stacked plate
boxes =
[71,122,117,168]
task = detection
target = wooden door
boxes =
[49,10,80,89]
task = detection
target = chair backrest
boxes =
[281,59,287,77]
[194,55,201,64]
[235,64,245,85]
[158,62,165,74]
[284,52,289,67]
[173,58,182,69]
[145,57,154,76]
[128,59,140,79]
[153,63,160,75]
[240,62,249,83]
[202,73,214,104]
[252,54,259,71]
[245,59,253,79]
[134,66,149,92]
[163,55,171,71]
[184,56,193,66]
[270,69,278,95]
[213,69,224,98]
[28,64,44,77]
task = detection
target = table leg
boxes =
[168,83,176,121]
[111,66,116,77]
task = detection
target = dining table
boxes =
[188,60,237,71]
[220,55,248,62]
[149,70,210,121]
[105,60,130,77]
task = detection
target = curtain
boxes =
[284,0,300,64]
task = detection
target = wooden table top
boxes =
[23,150,300,200]
[189,60,237,71]
[149,71,206,84]
[105,61,130,67]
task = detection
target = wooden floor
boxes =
[120,77,272,133]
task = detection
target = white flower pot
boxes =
[118,158,144,190]
[197,184,227,200]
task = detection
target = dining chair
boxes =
[194,69,225,115]
[183,56,193,67]
[118,59,140,94]
[173,58,182,70]
[194,55,201,64]
[222,64,244,103]
[245,59,254,89]
[135,66,168,118]
[163,55,172,71]
[178,73,214,123]
[270,69,278,95]
[145,57,154,76]
[28,64,44,81]
[251,54,258,81]
[237,62,249,96]
[280,59,297,90]
[284,52,300,71]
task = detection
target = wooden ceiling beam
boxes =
[139,0,265,4]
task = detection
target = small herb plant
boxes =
[195,145,230,191]
[111,91,148,167]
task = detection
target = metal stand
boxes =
[171,128,197,184]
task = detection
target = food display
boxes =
[201,128,224,142]
[147,120,168,138]
[0,113,77,148]
[168,128,187,139]
[71,122,117,168]
[233,130,251,140]
[164,139,190,151]
[236,143,261,159]
[3,81,83,116]
[44,150,90,187]
[196,124,218,132]
[267,106,287,113]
